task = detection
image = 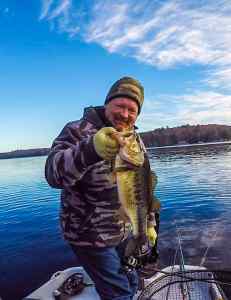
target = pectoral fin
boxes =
[147,226,157,246]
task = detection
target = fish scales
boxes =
[114,130,153,249]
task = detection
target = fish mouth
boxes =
[112,131,144,167]
[114,122,130,131]
[119,149,144,167]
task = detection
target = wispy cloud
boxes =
[39,0,80,37]
[40,0,54,20]
[39,0,231,91]
[138,91,231,130]
[39,0,231,129]
[205,67,231,90]
[48,0,71,20]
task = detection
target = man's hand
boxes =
[93,127,120,160]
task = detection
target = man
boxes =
[45,77,159,300]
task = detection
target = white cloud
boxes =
[137,91,231,130]
[39,0,231,90]
[84,0,231,74]
[180,91,231,107]
[205,66,231,90]
[85,3,129,50]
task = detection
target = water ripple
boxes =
[1,145,231,299]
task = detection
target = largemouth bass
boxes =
[112,130,159,263]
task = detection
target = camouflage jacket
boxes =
[45,106,158,247]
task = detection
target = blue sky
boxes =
[1,0,231,152]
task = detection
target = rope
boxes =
[200,228,219,266]
[175,222,192,300]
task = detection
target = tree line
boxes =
[1,124,231,159]
[140,124,231,147]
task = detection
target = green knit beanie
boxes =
[105,76,144,114]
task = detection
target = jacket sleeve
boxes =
[45,121,102,189]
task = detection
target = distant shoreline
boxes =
[0,148,50,160]
[2,124,231,159]
[1,141,231,160]
[147,140,231,150]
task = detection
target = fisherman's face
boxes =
[105,97,139,131]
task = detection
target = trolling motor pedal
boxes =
[53,272,90,300]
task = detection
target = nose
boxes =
[120,108,129,119]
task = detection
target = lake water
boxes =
[1,144,231,299]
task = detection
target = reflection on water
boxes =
[148,144,231,269]
[1,144,231,299]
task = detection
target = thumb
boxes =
[103,127,120,148]
[102,127,117,136]
[105,128,125,147]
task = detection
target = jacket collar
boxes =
[83,106,110,129]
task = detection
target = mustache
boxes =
[114,114,129,123]
[113,116,133,130]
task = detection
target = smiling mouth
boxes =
[116,120,126,124]
[114,120,131,131]
[115,120,128,126]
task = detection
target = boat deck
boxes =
[25,265,230,300]
[137,266,225,299]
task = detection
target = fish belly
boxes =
[116,169,147,238]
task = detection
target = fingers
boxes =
[103,127,127,147]
[93,127,120,160]
[102,127,117,134]
[101,147,119,161]
[105,137,119,149]
[105,146,118,155]
[100,127,119,148]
